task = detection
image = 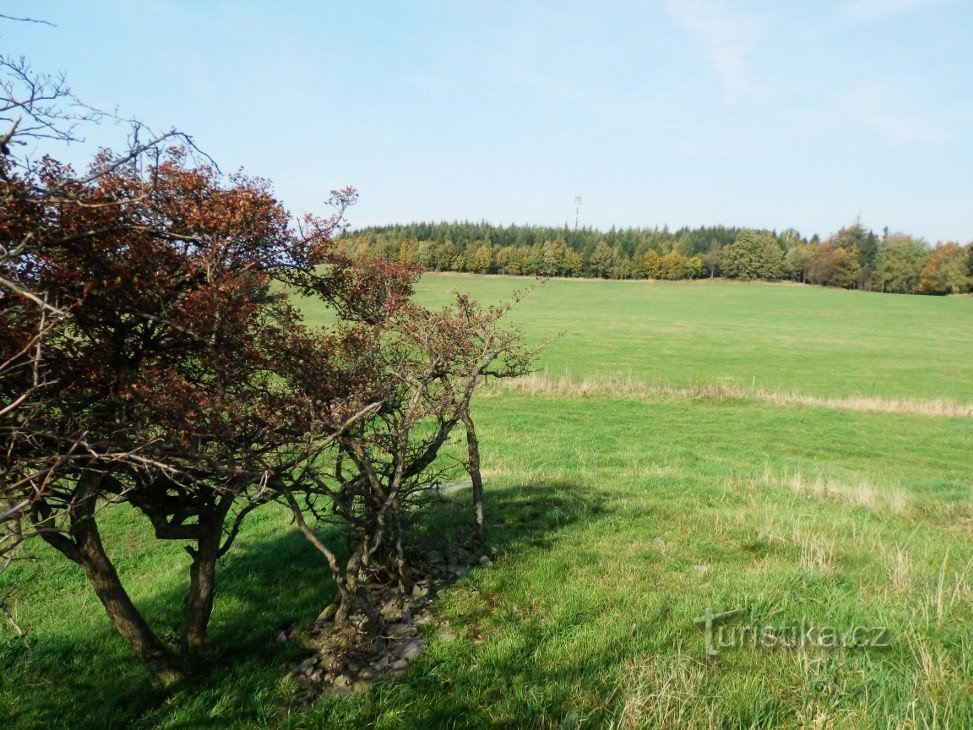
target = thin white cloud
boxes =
[663,0,768,102]
[838,0,953,24]
[843,88,949,144]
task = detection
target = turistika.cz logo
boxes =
[693,607,891,657]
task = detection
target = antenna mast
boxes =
[574,194,582,231]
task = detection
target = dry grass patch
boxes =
[493,374,973,418]
[613,653,714,728]
[755,466,912,516]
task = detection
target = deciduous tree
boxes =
[918,242,970,295]
[721,230,784,280]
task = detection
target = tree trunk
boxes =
[42,477,184,686]
[461,410,485,546]
[77,536,185,686]
[183,525,220,659]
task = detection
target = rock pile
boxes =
[289,542,497,703]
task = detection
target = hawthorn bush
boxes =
[1,62,531,682]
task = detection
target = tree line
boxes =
[341,221,973,295]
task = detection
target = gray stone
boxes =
[399,638,426,660]
[328,684,353,698]
[390,658,408,671]
[478,555,494,568]
[438,630,457,643]
[386,622,412,640]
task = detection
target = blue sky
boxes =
[6,1,973,241]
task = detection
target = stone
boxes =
[298,656,318,673]
[390,659,408,671]
[373,654,390,669]
[478,555,494,568]
[398,638,426,660]
[438,630,457,643]
[328,684,353,698]
[380,602,402,621]
[386,622,412,640]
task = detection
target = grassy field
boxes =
[2,276,972,727]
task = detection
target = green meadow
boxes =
[3,276,972,727]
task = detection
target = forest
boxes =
[341,221,973,295]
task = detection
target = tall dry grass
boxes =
[492,373,973,418]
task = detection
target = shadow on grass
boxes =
[294,481,618,728]
[0,481,606,729]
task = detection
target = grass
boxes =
[404,275,973,401]
[3,276,972,727]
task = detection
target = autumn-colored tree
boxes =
[656,251,703,280]
[494,245,521,275]
[2,141,423,683]
[643,249,662,278]
[467,243,494,274]
[397,239,419,265]
[1,41,534,684]
[567,250,584,277]
[806,242,858,287]
[918,242,971,295]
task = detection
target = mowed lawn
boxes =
[2,277,971,728]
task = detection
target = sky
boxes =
[5,0,973,241]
